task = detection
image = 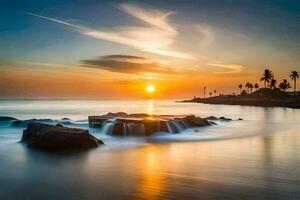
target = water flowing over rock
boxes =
[22,122,103,150]
[89,113,217,136]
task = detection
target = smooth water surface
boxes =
[0,100,299,199]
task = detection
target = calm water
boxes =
[0,100,300,199]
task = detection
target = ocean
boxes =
[0,100,299,199]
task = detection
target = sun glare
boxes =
[146,85,155,93]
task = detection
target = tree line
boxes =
[239,69,299,95]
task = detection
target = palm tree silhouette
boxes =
[290,71,299,95]
[254,83,259,91]
[269,79,277,89]
[239,84,243,94]
[249,83,254,93]
[245,82,250,93]
[260,69,274,88]
[203,86,206,98]
[279,79,291,92]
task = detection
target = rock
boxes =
[0,116,17,121]
[112,122,126,136]
[238,118,243,120]
[88,116,110,128]
[142,119,169,136]
[111,119,170,136]
[88,113,226,137]
[61,117,71,121]
[11,119,55,128]
[184,115,211,127]
[104,112,128,117]
[219,116,232,121]
[21,122,103,150]
[204,116,218,120]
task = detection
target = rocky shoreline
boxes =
[0,112,236,151]
[182,88,300,108]
[89,112,235,136]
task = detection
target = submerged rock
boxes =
[11,119,56,128]
[0,116,18,121]
[219,116,232,121]
[111,119,170,136]
[204,116,218,120]
[88,116,111,128]
[22,122,103,150]
[61,117,71,121]
[184,115,211,127]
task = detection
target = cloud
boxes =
[81,54,178,75]
[195,24,215,46]
[22,3,192,59]
[20,61,73,68]
[208,62,246,74]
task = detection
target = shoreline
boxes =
[181,97,300,109]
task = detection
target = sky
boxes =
[1,0,300,99]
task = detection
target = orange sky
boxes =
[1,2,299,99]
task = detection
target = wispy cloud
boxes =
[20,61,73,68]
[22,4,192,59]
[195,23,215,46]
[208,62,246,74]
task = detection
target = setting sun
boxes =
[146,85,155,93]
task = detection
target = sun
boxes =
[146,85,155,93]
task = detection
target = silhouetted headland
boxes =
[182,88,300,108]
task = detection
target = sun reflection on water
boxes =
[147,99,154,116]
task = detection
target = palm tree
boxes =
[239,84,243,94]
[203,86,206,98]
[290,71,299,95]
[254,83,259,91]
[214,90,217,96]
[249,83,254,93]
[269,79,277,89]
[245,82,250,94]
[260,69,274,88]
[279,79,291,92]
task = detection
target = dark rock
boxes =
[111,119,170,136]
[104,112,128,117]
[21,122,103,150]
[238,118,243,120]
[88,116,110,128]
[112,122,126,136]
[204,116,218,120]
[61,118,71,120]
[89,113,224,136]
[0,116,18,121]
[219,117,232,121]
[184,115,211,127]
[142,119,166,136]
[11,119,55,128]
